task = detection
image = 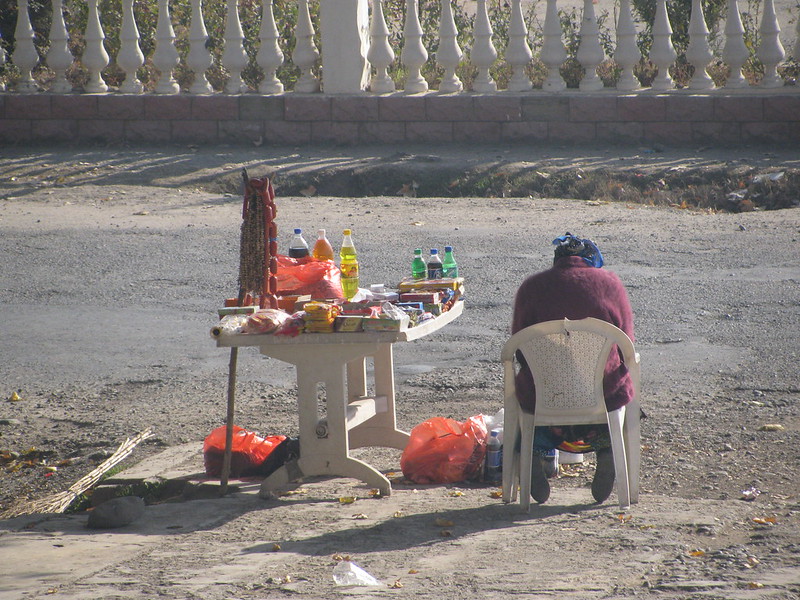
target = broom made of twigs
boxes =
[2,428,153,519]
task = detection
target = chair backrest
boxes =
[501,318,637,425]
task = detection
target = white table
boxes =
[215,300,463,496]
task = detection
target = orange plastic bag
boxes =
[275,255,344,299]
[203,425,287,478]
[400,415,488,484]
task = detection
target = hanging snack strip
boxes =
[239,169,279,309]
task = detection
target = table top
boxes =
[215,300,464,348]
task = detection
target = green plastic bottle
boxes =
[412,248,427,279]
[442,245,458,278]
[340,229,359,299]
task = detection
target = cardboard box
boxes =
[361,315,410,332]
[335,315,365,332]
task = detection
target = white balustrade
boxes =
[756,0,785,88]
[118,0,145,93]
[223,0,249,93]
[541,0,567,91]
[188,0,214,93]
[46,0,73,93]
[687,0,714,89]
[401,0,429,93]
[256,0,284,94]
[320,0,370,93]
[506,0,531,91]
[577,0,605,91]
[472,0,498,92]
[437,0,463,93]
[368,0,396,93]
[795,16,800,61]
[650,0,676,91]
[13,0,39,92]
[722,0,749,88]
[153,0,180,93]
[84,0,110,92]
[293,0,321,92]
[615,0,640,91]
[0,34,6,92]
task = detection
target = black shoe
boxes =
[591,448,615,503]
[543,455,559,479]
[530,455,551,504]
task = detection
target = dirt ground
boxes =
[0,143,798,599]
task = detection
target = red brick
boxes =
[284,95,331,121]
[125,120,173,143]
[78,119,125,142]
[359,121,406,144]
[500,120,548,142]
[617,95,666,121]
[144,95,193,120]
[331,96,380,121]
[596,121,643,144]
[261,120,311,144]
[714,96,763,121]
[548,121,597,144]
[238,95,284,120]
[570,95,618,121]
[50,95,99,119]
[5,94,51,119]
[31,119,78,141]
[378,95,426,121]
[426,95,474,121]
[453,121,502,142]
[664,95,715,121]
[311,121,360,144]
[520,96,570,121]
[98,95,145,119]
[642,121,694,144]
[473,95,522,121]
[172,120,219,143]
[763,95,800,122]
[0,119,32,143]
[405,121,453,142]
[192,95,240,120]
[219,120,266,144]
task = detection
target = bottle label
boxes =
[443,266,458,278]
[341,263,359,279]
[427,265,443,279]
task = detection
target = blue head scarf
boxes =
[552,233,604,268]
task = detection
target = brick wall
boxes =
[1,92,798,146]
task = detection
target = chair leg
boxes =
[624,399,641,504]
[502,400,520,503]
[518,413,536,512]
[607,407,630,511]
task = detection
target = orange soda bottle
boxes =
[312,229,334,260]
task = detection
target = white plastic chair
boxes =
[501,318,641,511]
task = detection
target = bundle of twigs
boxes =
[1,428,153,519]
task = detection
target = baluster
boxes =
[687,0,714,89]
[795,15,800,62]
[615,0,640,91]
[188,0,213,93]
[368,0,395,93]
[650,0,676,91]
[256,0,284,93]
[293,0,320,92]
[472,0,497,91]
[401,0,428,93]
[84,0,109,92]
[118,0,144,93]
[577,0,605,90]
[541,0,566,91]
[756,0,785,88]
[47,0,74,93]
[722,0,748,88]
[223,0,249,93]
[436,0,463,92]
[0,32,6,92]
[153,0,180,93]
[13,0,39,92]
[506,0,531,91]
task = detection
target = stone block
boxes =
[453,121,502,142]
[31,118,77,142]
[714,96,763,122]
[261,120,312,145]
[331,96,380,121]
[191,95,240,120]
[425,95,474,121]
[98,95,145,119]
[405,121,453,142]
[617,95,666,121]
[690,121,742,145]
[87,496,145,529]
[311,121,361,144]
[642,121,694,145]
[379,95,426,121]
[125,120,173,143]
[144,95,193,120]
[596,121,643,144]
[5,94,51,119]
[171,120,219,143]
[78,119,125,143]
[51,95,99,119]
[359,120,406,144]
[520,96,570,121]
[219,120,266,144]
[570,95,618,121]
[284,95,332,121]
[548,121,597,144]
[0,119,32,143]
[238,95,284,121]
[474,95,522,121]
[500,120,548,142]
[762,95,800,122]
[742,121,800,144]
[664,95,715,121]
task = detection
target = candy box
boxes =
[335,315,365,332]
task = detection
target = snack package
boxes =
[242,308,291,334]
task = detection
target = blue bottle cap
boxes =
[294,228,302,234]
[430,248,438,254]
[445,245,453,252]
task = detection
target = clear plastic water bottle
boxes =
[288,228,309,258]
[427,248,443,279]
[442,245,458,278]
[412,248,427,279]
[485,430,502,484]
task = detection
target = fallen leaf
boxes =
[332,553,351,561]
[368,488,381,497]
[446,490,463,497]
[752,516,777,525]
[133,210,149,216]
[392,511,405,518]
[389,579,403,588]
[489,489,503,498]
[272,543,281,551]
[352,513,368,520]
[410,221,425,227]
[282,575,292,584]
[338,496,356,504]
[689,550,706,557]
[434,518,454,527]
[408,569,419,574]
[748,582,764,589]
[282,488,307,496]
[758,423,785,432]
[8,391,22,402]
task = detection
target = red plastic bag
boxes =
[203,425,286,478]
[400,415,488,484]
[275,255,343,299]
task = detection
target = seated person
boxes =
[512,233,635,504]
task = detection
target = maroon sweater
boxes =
[511,256,635,414]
